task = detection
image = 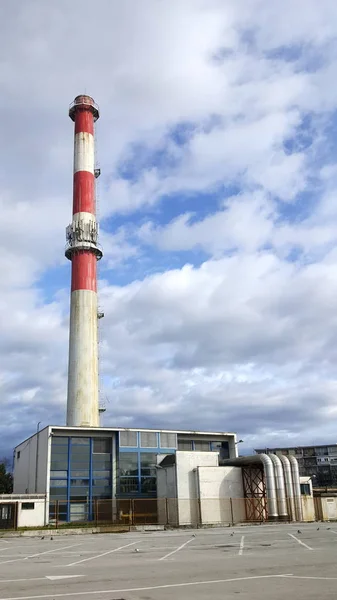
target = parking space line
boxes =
[158,538,194,561]
[0,573,294,600]
[238,535,245,555]
[288,533,312,550]
[66,541,139,567]
[0,544,82,566]
[282,575,337,580]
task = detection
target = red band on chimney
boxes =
[74,110,94,135]
[73,171,95,215]
[71,252,97,292]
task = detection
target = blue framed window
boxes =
[49,435,113,522]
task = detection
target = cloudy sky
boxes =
[2,0,337,457]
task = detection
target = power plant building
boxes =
[13,426,237,523]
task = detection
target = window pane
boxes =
[51,446,68,456]
[51,480,67,487]
[160,433,177,448]
[50,471,67,478]
[71,438,90,445]
[194,441,210,452]
[92,478,110,487]
[119,453,138,476]
[93,438,111,453]
[51,458,68,470]
[120,431,138,447]
[92,486,111,499]
[178,440,192,451]
[70,470,89,477]
[70,486,89,498]
[92,456,111,470]
[71,446,90,460]
[141,477,156,494]
[52,437,68,445]
[140,453,157,476]
[140,432,157,448]
[70,479,89,486]
[93,470,110,478]
[50,488,67,499]
[119,477,139,494]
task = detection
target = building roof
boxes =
[255,443,337,452]
[222,456,263,467]
[15,425,236,449]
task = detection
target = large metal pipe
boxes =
[269,454,288,519]
[280,455,296,521]
[288,455,303,521]
[260,454,278,519]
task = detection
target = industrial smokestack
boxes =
[65,95,102,427]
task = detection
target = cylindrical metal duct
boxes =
[280,455,296,521]
[260,454,278,519]
[269,454,288,519]
[288,455,303,522]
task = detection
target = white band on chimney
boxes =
[74,132,95,174]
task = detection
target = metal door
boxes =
[0,503,16,530]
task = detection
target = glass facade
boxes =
[49,430,230,521]
[49,436,112,522]
[118,431,176,497]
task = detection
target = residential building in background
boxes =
[255,444,337,488]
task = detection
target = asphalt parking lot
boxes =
[0,523,336,599]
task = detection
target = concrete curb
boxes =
[0,524,165,537]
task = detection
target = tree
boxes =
[0,459,13,494]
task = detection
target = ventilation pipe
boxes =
[269,454,288,520]
[260,454,278,520]
[280,455,296,521]
[288,455,303,521]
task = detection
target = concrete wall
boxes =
[17,499,46,528]
[320,497,337,521]
[176,451,218,526]
[14,428,50,495]
[197,466,245,525]
[301,496,315,521]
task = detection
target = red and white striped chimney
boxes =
[66,95,102,427]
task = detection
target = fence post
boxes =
[94,499,98,527]
[230,497,234,526]
[197,498,202,527]
[131,499,135,526]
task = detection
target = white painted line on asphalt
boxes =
[239,535,245,555]
[288,533,312,550]
[66,541,139,567]
[282,575,337,580]
[158,538,194,561]
[329,530,337,534]
[0,576,83,584]
[0,573,294,600]
[0,544,82,566]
